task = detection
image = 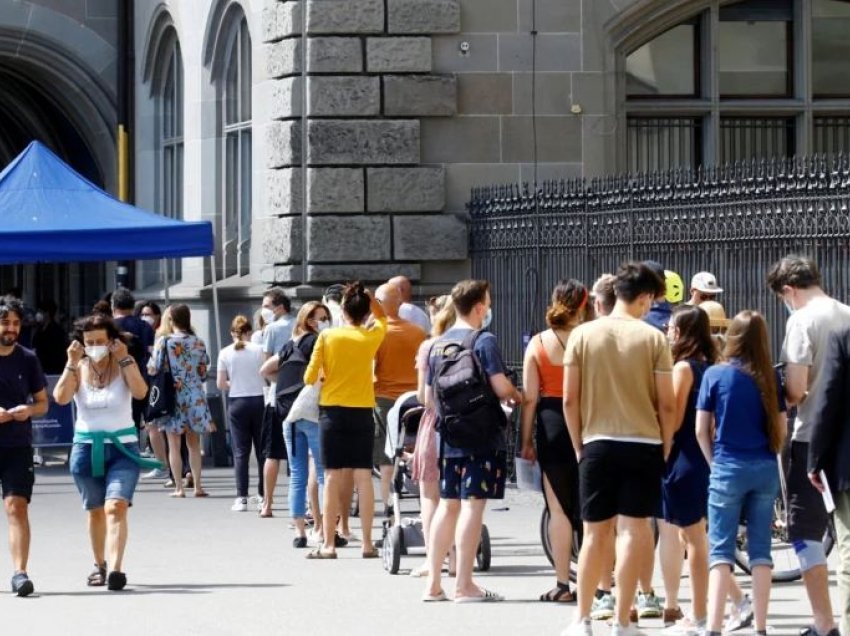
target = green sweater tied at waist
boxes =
[73,428,163,477]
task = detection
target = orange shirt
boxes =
[534,334,564,398]
[374,318,427,400]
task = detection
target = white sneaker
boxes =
[231,497,248,512]
[560,619,593,636]
[142,468,168,480]
[249,496,264,511]
[611,623,647,636]
[725,594,753,632]
[663,617,707,636]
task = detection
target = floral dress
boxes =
[149,333,213,434]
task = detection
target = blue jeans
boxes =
[708,456,779,569]
[282,419,324,519]
[70,442,141,510]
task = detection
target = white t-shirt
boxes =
[781,295,850,442]
[399,302,431,335]
[217,342,266,398]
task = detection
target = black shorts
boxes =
[372,398,394,467]
[440,452,507,500]
[261,405,287,461]
[0,446,35,503]
[319,406,374,470]
[787,441,829,542]
[579,440,663,522]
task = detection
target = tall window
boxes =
[158,38,184,282]
[221,16,252,278]
[623,0,850,172]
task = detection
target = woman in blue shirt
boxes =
[696,310,786,636]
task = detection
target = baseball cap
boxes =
[691,271,723,294]
[664,270,684,304]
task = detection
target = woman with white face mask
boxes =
[260,301,331,546]
[53,313,158,591]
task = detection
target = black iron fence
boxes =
[468,155,850,370]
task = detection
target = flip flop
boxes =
[422,590,448,602]
[259,510,274,518]
[193,491,209,498]
[169,492,185,498]
[362,547,380,559]
[305,549,337,560]
[454,589,504,603]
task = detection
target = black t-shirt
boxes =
[115,315,155,377]
[0,345,47,448]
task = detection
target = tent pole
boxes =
[210,254,227,426]
[162,258,170,305]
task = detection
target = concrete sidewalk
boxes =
[0,464,839,636]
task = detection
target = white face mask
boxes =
[85,345,109,362]
[261,308,276,324]
[141,315,156,327]
[317,320,330,333]
[482,307,493,329]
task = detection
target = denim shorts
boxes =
[69,442,141,510]
[707,455,779,570]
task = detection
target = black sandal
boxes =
[87,563,107,587]
[292,536,308,548]
[107,571,127,591]
[540,581,575,603]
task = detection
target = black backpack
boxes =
[275,333,317,419]
[432,330,505,451]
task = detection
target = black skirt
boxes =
[535,397,579,523]
[319,406,375,470]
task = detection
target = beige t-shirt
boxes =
[564,316,673,443]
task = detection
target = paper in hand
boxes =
[820,470,836,514]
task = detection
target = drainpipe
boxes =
[117,0,135,285]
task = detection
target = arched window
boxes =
[623,0,850,172]
[157,37,184,282]
[219,15,251,278]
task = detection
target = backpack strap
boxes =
[461,328,482,351]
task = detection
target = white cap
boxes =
[691,272,723,294]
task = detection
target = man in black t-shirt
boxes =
[112,288,154,429]
[0,297,48,597]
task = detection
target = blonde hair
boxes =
[431,301,457,337]
[230,315,252,350]
[293,301,331,338]
[156,306,174,339]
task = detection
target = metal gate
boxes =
[468,156,850,369]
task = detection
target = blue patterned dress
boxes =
[149,333,213,434]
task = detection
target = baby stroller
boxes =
[380,393,492,575]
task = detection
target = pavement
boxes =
[0,460,841,636]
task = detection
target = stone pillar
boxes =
[260,0,467,288]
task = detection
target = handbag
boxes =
[145,337,176,420]
[284,381,321,425]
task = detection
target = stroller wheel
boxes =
[384,524,403,574]
[475,524,492,572]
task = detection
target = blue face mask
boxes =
[482,307,493,329]
[784,299,795,315]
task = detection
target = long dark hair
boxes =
[670,305,717,365]
[169,304,196,335]
[723,311,784,453]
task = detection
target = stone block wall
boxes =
[260,0,622,291]
[261,0,467,288]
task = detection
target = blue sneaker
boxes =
[11,571,33,597]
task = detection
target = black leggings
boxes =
[229,396,265,498]
[536,397,579,524]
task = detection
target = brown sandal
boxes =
[87,563,107,586]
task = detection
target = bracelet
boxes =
[118,357,136,368]
[64,365,78,374]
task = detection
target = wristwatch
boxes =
[118,357,136,368]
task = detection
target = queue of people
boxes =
[3,255,850,636]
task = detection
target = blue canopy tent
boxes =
[0,141,224,448]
